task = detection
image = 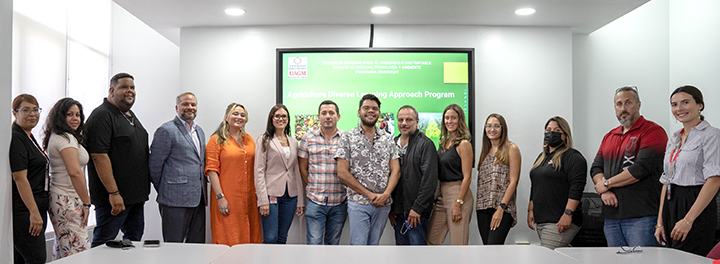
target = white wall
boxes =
[1,0,14,260]
[110,2,180,242]
[181,25,574,245]
[572,0,670,193]
[668,0,720,128]
[574,0,720,191]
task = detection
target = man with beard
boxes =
[590,86,667,247]
[86,73,151,247]
[149,92,207,243]
[335,94,400,245]
[389,105,438,245]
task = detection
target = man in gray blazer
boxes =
[149,92,207,243]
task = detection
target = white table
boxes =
[211,244,580,264]
[50,242,229,264]
[555,247,713,264]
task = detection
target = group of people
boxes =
[9,71,719,264]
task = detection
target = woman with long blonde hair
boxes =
[205,103,262,245]
[427,104,474,245]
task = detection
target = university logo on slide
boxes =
[288,57,307,79]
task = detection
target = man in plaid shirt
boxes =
[299,100,346,245]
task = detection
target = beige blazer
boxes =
[254,134,305,207]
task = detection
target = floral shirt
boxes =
[335,125,399,205]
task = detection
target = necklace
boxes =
[123,113,135,126]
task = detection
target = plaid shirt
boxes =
[298,128,346,206]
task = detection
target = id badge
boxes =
[268,196,278,204]
[666,184,671,200]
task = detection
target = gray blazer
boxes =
[149,116,207,207]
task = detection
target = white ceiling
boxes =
[113,0,650,45]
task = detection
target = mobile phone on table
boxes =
[143,240,160,247]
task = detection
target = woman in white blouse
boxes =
[42,98,91,259]
[655,86,720,256]
[255,104,305,244]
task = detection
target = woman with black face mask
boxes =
[526,116,587,249]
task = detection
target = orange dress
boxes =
[205,133,262,245]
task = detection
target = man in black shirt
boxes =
[86,73,150,247]
[390,105,438,245]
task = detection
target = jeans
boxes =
[260,191,298,244]
[348,201,391,245]
[305,198,347,245]
[603,216,658,247]
[392,213,428,245]
[92,202,145,247]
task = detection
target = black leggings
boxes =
[476,208,513,245]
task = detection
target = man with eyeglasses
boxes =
[335,94,400,245]
[388,105,438,245]
[85,72,151,247]
[590,86,668,247]
[149,92,207,243]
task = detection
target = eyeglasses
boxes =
[615,85,638,94]
[616,246,643,254]
[15,107,42,115]
[361,106,379,112]
[273,114,288,120]
[484,124,502,130]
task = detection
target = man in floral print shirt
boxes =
[336,94,400,245]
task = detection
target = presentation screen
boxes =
[277,48,474,148]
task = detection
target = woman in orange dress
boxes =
[205,103,262,245]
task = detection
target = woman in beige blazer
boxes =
[255,104,305,244]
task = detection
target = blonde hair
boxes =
[439,104,471,152]
[478,113,510,166]
[531,116,573,170]
[213,103,248,145]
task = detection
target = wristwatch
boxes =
[499,203,508,210]
[603,179,609,187]
[216,193,225,200]
[455,199,464,205]
[564,209,574,215]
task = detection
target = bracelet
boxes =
[684,219,692,225]
[655,224,663,228]
[83,203,92,208]
[108,190,120,195]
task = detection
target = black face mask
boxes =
[544,131,564,148]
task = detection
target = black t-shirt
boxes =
[438,145,463,182]
[86,98,150,207]
[529,148,587,226]
[9,122,49,212]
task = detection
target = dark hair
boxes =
[671,85,705,121]
[318,100,339,115]
[479,113,509,167]
[358,94,381,109]
[262,104,291,151]
[531,116,573,171]
[110,72,134,86]
[12,93,39,111]
[42,97,86,149]
[176,92,196,105]
[397,105,418,121]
